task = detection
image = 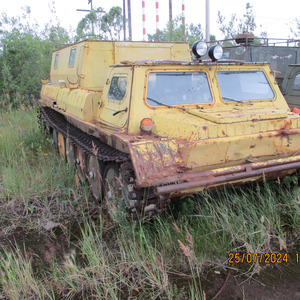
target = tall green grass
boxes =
[0,109,75,201]
[50,219,205,299]
[0,108,92,232]
[0,247,54,299]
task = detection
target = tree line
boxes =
[0,3,299,109]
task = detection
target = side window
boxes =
[108,76,128,101]
[293,74,300,89]
[68,48,76,67]
[54,54,59,69]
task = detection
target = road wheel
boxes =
[103,164,122,199]
[66,138,75,165]
[75,146,86,182]
[57,132,66,158]
[103,164,126,217]
[103,163,140,220]
[87,155,103,201]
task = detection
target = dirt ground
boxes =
[1,228,300,300]
[204,260,300,299]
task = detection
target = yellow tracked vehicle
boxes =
[39,40,300,218]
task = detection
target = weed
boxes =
[0,109,94,233]
[0,246,54,299]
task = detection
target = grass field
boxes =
[0,108,300,299]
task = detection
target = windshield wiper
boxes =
[147,96,211,120]
[222,96,253,105]
[147,97,186,110]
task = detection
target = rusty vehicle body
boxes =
[39,40,300,217]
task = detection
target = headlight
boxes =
[208,45,223,61]
[192,41,208,58]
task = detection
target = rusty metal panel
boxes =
[188,107,288,124]
[128,139,186,187]
[155,155,300,195]
[127,124,300,189]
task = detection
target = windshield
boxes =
[146,72,213,106]
[217,71,275,102]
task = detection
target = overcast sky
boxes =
[1,0,299,41]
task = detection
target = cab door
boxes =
[100,67,133,129]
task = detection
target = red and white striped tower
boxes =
[182,0,185,25]
[142,0,146,40]
[156,0,159,32]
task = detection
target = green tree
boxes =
[238,2,257,34]
[101,6,123,40]
[76,7,105,40]
[43,24,71,47]
[147,16,204,44]
[76,6,123,41]
[0,7,71,108]
[290,18,300,39]
[217,2,265,42]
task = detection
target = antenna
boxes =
[88,0,93,10]
[77,0,93,12]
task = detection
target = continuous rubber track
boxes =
[38,106,130,163]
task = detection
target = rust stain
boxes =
[224,143,230,163]
[155,156,300,195]
[275,131,289,139]
[273,130,298,145]
[283,120,292,130]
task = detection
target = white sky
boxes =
[1,0,299,41]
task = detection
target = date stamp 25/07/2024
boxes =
[228,253,300,264]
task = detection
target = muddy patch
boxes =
[0,228,77,270]
[202,260,300,299]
